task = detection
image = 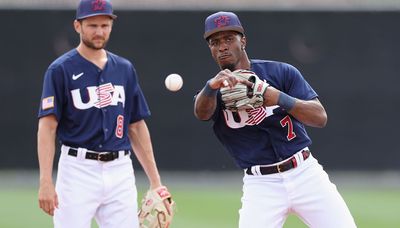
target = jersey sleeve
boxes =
[283,63,318,101]
[37,66,65,121]
[128,66,151,123]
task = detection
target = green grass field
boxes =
[0,186,399,227]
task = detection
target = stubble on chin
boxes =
[82,38,107,50]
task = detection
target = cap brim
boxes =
[204,26,244,39]
[77,13,117,20]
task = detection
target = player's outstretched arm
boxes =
[37,115,59,216]
[128,120,162,189]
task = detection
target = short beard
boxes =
[82,37,108,50]
[221,63,236,71]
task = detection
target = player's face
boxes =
[208,31,246,71]
[75,15,113,50]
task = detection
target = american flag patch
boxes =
[42,96,54,110]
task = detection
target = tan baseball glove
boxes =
[220,69,269,111]
[138,186,175,228]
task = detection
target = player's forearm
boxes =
[134,148,162,189]
[128,121,162,189]
[264,87,327,128]
[194,80,220,120]
[194,93,217,120]
[288,99,327,128]
[37,117,57,184]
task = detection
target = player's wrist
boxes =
[203,80,218,97]
[39,174,54,183]
[278,92,296,111]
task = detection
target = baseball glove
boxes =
[138,186,175,228]
[220,69,269,111]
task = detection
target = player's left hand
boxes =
[220,69,269,111]
[138,186,175,228]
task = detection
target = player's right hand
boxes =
[209,69,241,89]
[38,181,59,216]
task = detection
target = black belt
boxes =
[67,148,130,162]
[246,150,310,175]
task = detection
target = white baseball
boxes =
[165,73,183,92]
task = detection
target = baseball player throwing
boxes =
[37,1,172,227]
[194,11,357,227]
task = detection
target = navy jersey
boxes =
[212,60,318,169]
[38,49,151,152]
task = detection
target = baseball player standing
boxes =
[194,11,357,227]
[37,1,172,227]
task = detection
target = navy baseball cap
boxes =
[76,0,117,20]
[203,11,244,40]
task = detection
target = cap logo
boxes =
[214,15,230,28]
[92,0,106,11]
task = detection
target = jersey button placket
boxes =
[101,109,108,140]
[101,103,109,140]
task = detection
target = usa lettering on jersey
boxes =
[223,105,279,129]
[71,83,125,109]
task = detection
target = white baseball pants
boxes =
[54,145,139,228]
[239,152,357,228]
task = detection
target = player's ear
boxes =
[240,35,247,50]
[73,20,82,34]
